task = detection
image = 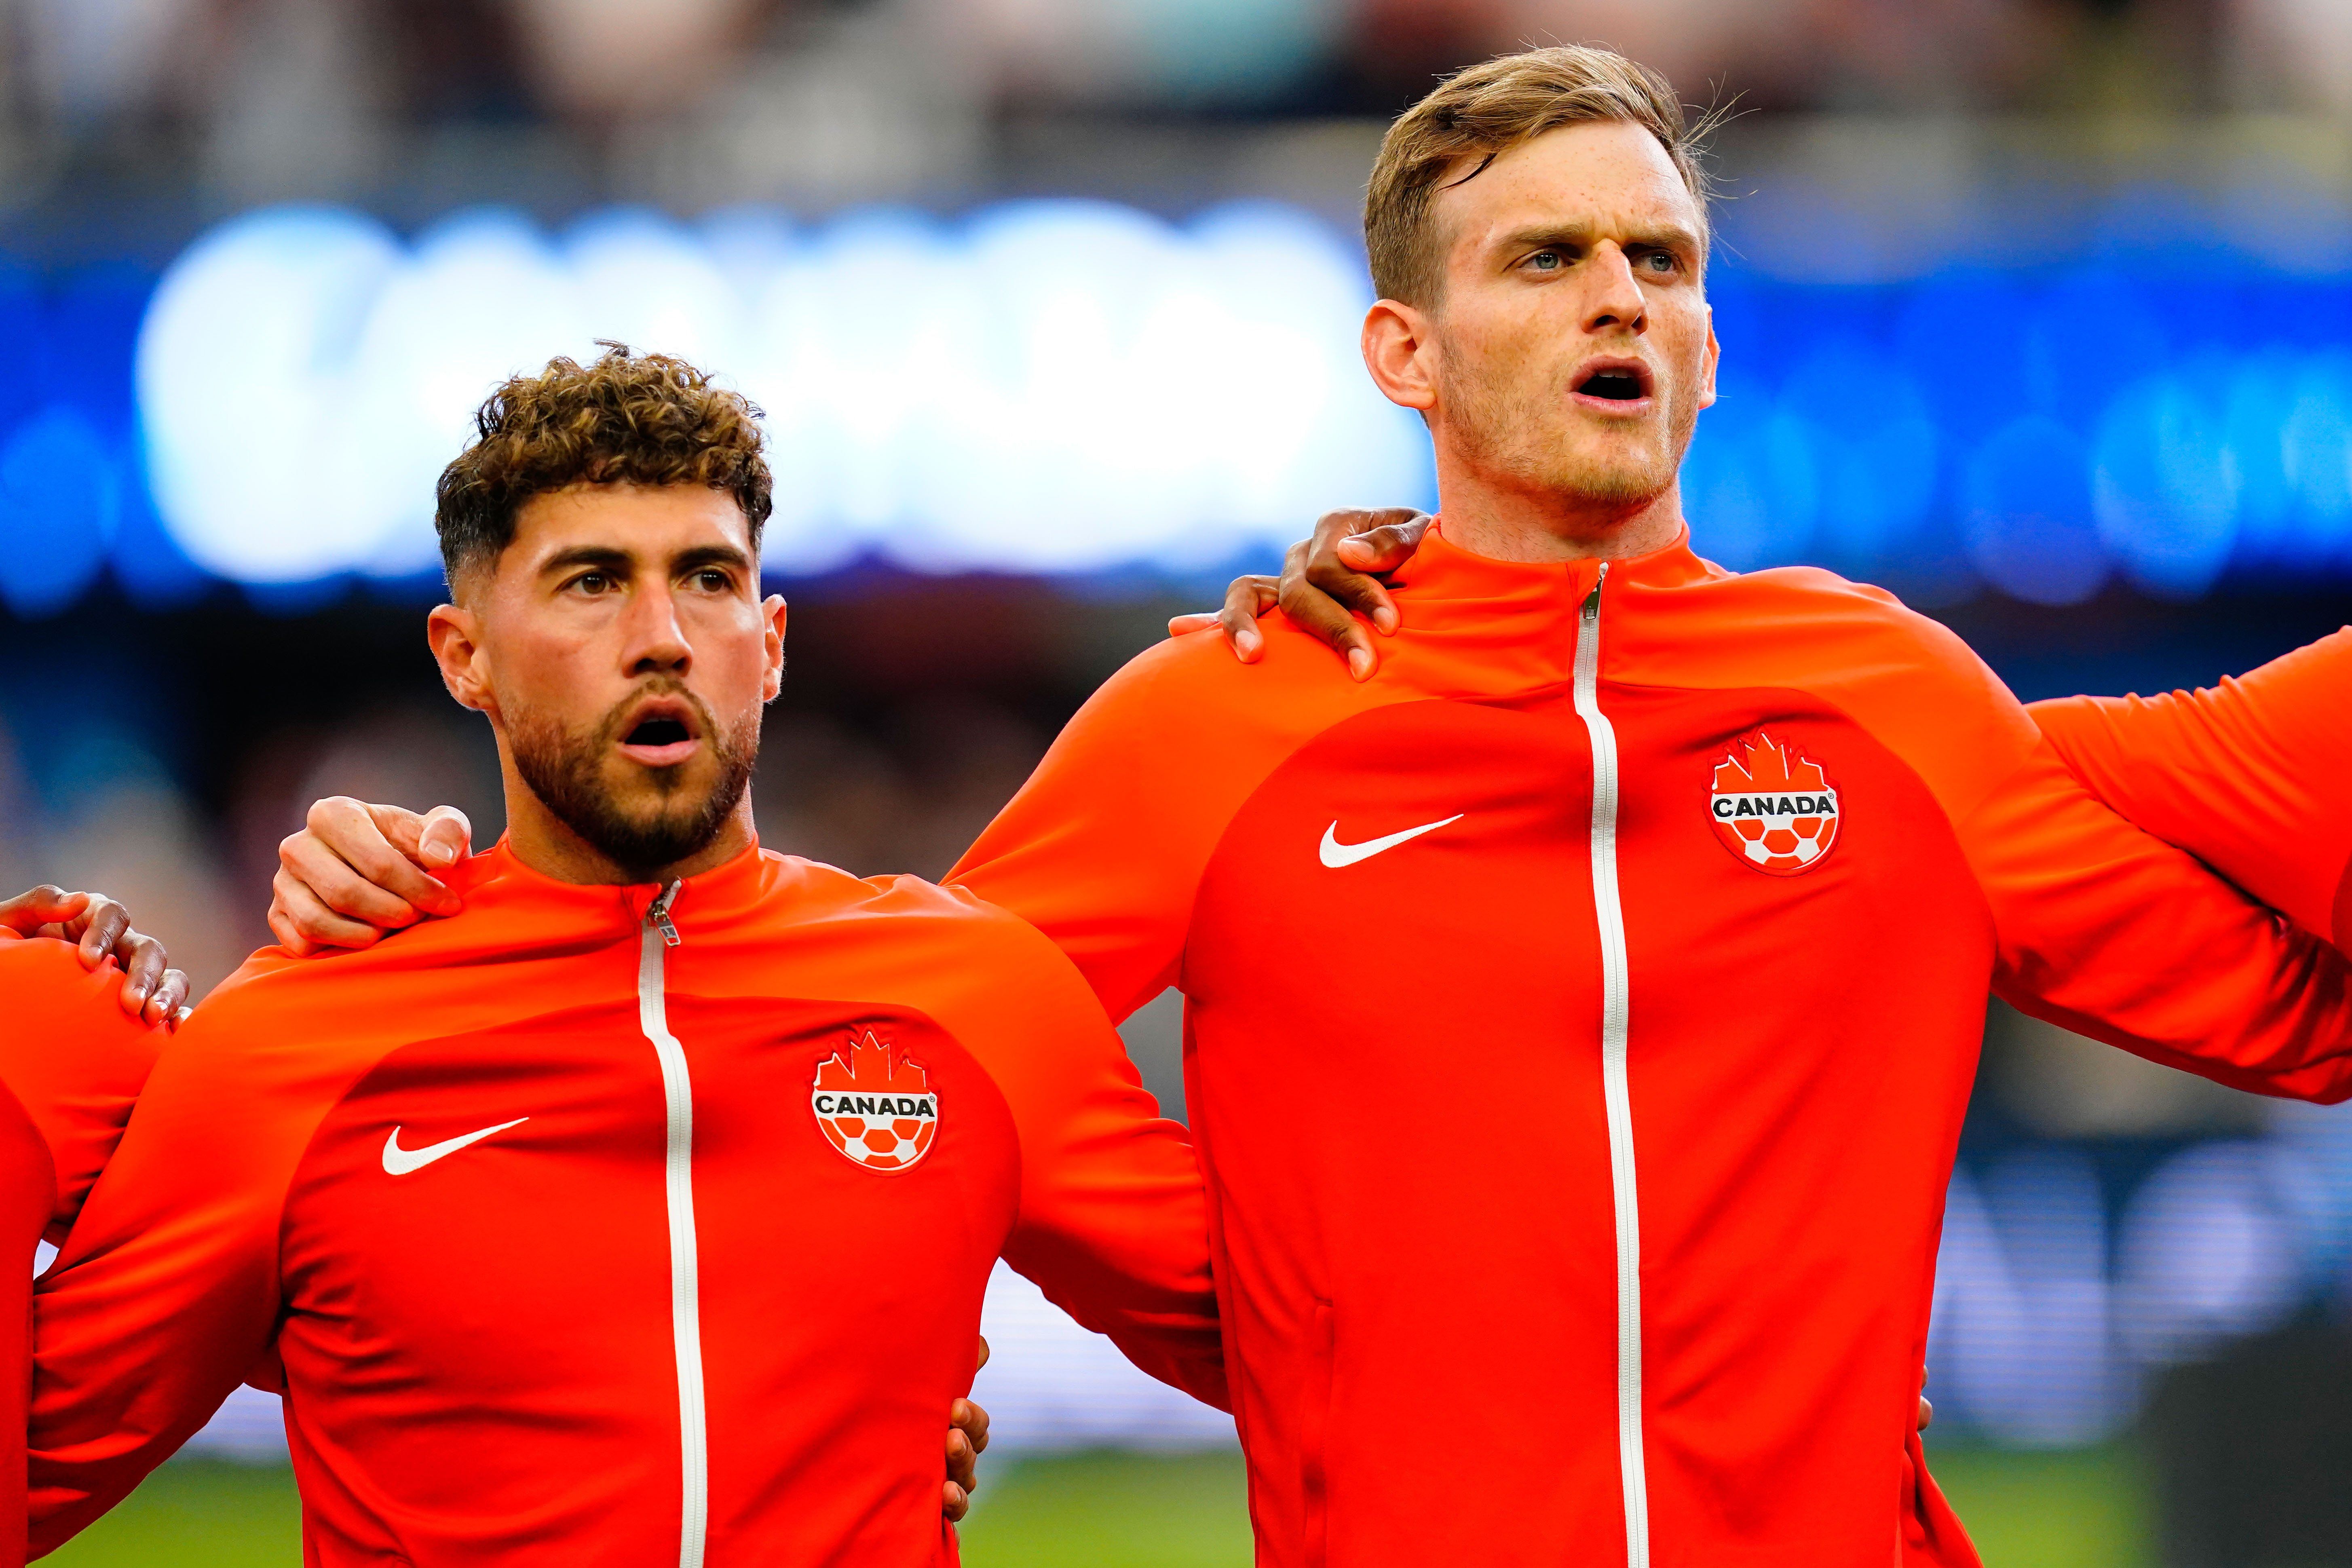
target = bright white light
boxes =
[138,206,403,582]
[139,199,1427,585]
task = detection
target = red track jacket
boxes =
[29,845,1221,1566]
[2031,626,2352,956]
[950,524,2352,1568]
[0,937,164,1568]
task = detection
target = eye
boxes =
[1640,251,1678,274]
[1527,250,1563,272]
[571,571,612,594]
[692,568,732,592]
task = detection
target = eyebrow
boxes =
[537,541,755,578]
[1491,220,1704,260]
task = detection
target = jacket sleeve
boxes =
[1816,612,2352,1102]
[0,937,167,1242]
[941,902,1227,1411]
[2028,627,2352,954]
[26,980,307,1553]
[947,641,1218,1026]
[1960,736,2352,1100]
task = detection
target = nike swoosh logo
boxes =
[1319,815,1463,869]
[382,1117,530,1177]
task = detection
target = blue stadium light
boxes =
[0,189,2348,614]
[0,407,116,617]
[126,197,1430,591]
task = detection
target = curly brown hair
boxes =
[435,342,773,591]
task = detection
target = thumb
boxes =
[1334,511,1431,573]
[416,805,476,868]
[0,885,87,936]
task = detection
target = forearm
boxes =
[30,1259,271,1551]
[1973,744,2352,1102]
[2029,630,2352,951]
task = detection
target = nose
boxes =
[1583,242,1647,337]
[622,581,693,678]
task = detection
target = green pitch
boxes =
[44,1444,2151,1566]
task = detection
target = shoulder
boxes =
[0,933,107,995]
[1626,562,2040,818]
[0,935,160,1100]
[0,937,154,1048]
[781,859,1080,977]
[1072,622,1361,742]
[778,862,1105,1022]
[1667,563,2025,715]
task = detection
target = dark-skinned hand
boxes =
[0,885,191,1027]
[1168,507,1433,679]
[945,1336,992,1524]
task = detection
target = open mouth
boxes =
[625,716,691,747]
[614,695,704,768]
[1572,360,1654,407]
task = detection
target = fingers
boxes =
[947,1422,978,1494]
[976,1334,990,1372]
[952,1393,991,1456]
[269,867,388,956]
[1212,577,1279,663]
[1917,1395,1933,1432]
[0,888,183,1024]
[1332,510,1433,577]
[67,895,132,970]
[304,798,462,918]
[1166,612,1221,637]
[0,885,87,935]
[279,799,446,938]
[944,1389,987,1522]
[1276,536,1379,681]
[1302,507,1428,642]
[113,925,170,1018]
[149,969,191,1028]
[395,804,475,876]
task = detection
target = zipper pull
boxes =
[648,880,682,947]
[1581,560,1609,620]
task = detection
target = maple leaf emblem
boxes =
[810,1030,940,1173]
[1707,730,1843,878]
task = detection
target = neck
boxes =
[496,753,757,888]
[1430,447,1686,565]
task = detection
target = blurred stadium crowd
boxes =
[2,0,2352,1518]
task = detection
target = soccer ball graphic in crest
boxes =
[810,1031,939,1172]
[1707,731,1841,877]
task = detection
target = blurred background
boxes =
[5,0,2352,1562]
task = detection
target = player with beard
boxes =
[25,348,1222,1567]
[0,886,182,1568]
[269,48,2352,1568]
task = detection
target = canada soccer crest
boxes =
[810,1031,939,1173]
[1708,731,1841,877]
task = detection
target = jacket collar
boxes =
[1389,519,1718,602]
[448,835,776,934]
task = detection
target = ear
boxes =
[1361,299,1440,416]
[1696,302,1721,412]
[427,603,496,719]
[760,593,788,704]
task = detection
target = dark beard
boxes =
[509,683,758,881]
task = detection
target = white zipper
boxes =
[639,880,708,1568]
[1573,564,1649,1567]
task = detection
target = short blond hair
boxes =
[1365,45,1716,307]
